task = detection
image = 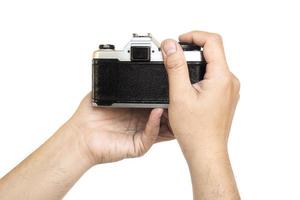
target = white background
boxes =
[0,0,299,199]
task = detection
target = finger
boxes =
[141,108,164,150]
[179,31,228,74]
[161,39,192,101]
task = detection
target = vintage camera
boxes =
[92,33,206,108]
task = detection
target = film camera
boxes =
[92,33,206,108]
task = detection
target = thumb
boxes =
[161,39,192,102]
[138,108,164,154]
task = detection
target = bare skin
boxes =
[161,31,240,199]
[0,30,240,200]
[0,103,173,200]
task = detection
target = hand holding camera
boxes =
[70,31,240,171]
[0,31,240,200]
[161,31,240,199]
[74,31,240,198]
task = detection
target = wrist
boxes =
[184,143,239,199]
[177,132,229,163]
[59,120,96,169]
[184,143,229,166]
[175,128,231,173]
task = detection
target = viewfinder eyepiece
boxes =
[130,46,151,62]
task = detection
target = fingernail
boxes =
[162,40,177,56]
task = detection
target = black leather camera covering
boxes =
[92,59,206,106]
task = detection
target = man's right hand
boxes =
[161,31,240,200]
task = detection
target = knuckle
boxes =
[236,93,241,102]
[220,73,232,85]
[218,73,234,88]
[209,33,223,43]
[219,73,240,93]
[233,75,241,91]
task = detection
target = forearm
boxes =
[184,139,240,200]
[0,122,92,200]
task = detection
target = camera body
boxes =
[92,33,206,108]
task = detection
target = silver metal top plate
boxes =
[93,34,203,62]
